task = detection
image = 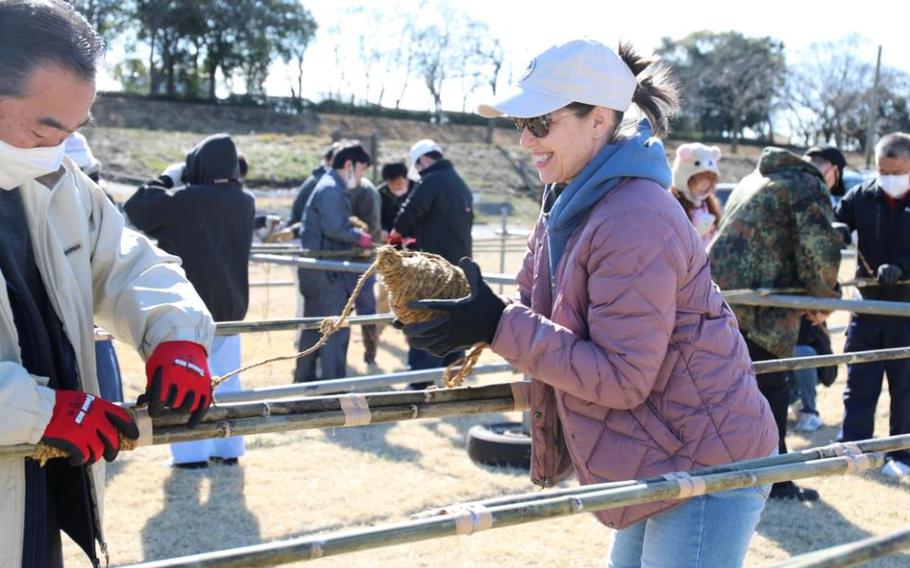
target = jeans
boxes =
[607,484,770,568]
[790,344,819,414]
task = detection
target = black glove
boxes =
[402,258,506,357]
[877,264,903,286]
[832,222,852,246]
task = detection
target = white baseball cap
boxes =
[64,132,101,175]
[409,139,443,167]
[477,39,636,119]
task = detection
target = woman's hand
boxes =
[400,258,506,357]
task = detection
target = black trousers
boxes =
[744,336,790,456]
[842,315,910,464]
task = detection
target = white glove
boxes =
[161,162,185,186]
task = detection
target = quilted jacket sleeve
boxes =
[491,208,682,409]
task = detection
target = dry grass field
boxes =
[55,248,910,568]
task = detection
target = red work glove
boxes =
[41,390,139,466]
[386,232,403,246]
[140,341,211,428]
[356,231,373,249]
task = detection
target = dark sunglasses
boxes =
[512,113,553,138]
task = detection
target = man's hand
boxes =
[41,391,138,466]
[803,310,831,327]
[877,264,903,287]
[139,341,211,427]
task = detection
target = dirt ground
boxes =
[59,249,910,568]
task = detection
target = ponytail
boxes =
[613,41,680,140]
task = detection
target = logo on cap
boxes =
[520,58,536,83]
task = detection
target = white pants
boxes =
[170,334,245,463]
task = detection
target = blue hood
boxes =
[546,120,671,279]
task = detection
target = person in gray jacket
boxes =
[294,141,373,382]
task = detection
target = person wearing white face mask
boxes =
[835,131,910,478]
[294,140,373,383]
[0,1,215,566]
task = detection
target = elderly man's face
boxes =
[878,155,910,177]
[0,64,95,149]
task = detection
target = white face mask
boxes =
[0,138,66,190]
[879,174,910,198]
[345,166,358,190]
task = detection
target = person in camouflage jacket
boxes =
[709,146,843,500]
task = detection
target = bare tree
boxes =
[786,36,874,148]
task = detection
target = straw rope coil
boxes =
[212,246,487,388]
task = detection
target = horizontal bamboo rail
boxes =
[722,291,910,318]
[250,254,518,285]
[216,362,515,402]
[215,313,395,335]
[412,434,910,514]
[0,383,529,459]
[767,527,910,568]
[115,453,886,568]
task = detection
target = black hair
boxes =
[331,140,372,169]
[381,161,408,181]
[0,0,104,97]
[421,150,444,162]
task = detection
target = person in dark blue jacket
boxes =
[293,141,374,382]
[835,132,910,478]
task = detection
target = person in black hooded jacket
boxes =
[124,133,254,468]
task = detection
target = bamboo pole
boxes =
[248,281,295,288]
[215,362,515,402]
[0,383,527,459]
[249,254,518,285]
[767,527,910,568]
[752,346,910,374]
[414,434,910,514]
[215,314,395,335]
[215,346,910,403]
[723,291,910,318]
[115,454,885,568]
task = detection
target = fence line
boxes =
[115,451,891,568]
[766,527,910,568]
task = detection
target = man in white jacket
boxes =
[0,1,215,566]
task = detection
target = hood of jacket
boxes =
[546,120,672,278]
[184,133,239,185]
[757,147,825,181]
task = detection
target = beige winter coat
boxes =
[0,158,214,566]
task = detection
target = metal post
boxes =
[370,130,379,184]
[498,205,509,293]
[864,46,883,170]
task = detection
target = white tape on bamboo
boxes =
[339,394,372,426]
[836,442,873,474]
[133,407,154,447]
[309,541,325,560]
[661,471,707,499]
[510,381,531,411]
[451,504,494,535]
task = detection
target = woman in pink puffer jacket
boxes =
[402,39,777,568]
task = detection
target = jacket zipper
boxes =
[35,179,106,567]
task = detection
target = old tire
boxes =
[466,422,531,469]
